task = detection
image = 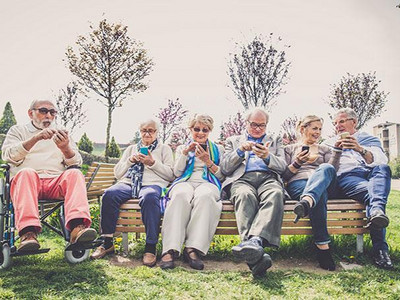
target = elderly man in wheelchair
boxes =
[0,99,98,268]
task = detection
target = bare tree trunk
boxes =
[105,106,113,162]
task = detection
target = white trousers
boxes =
[161,181,222,255]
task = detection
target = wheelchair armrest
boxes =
[0,164,10,171]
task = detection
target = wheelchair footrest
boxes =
[65,239,103,251]
[11,248,50,257]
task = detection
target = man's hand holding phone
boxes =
[252,142,270,159]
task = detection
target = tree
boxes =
[66,19,153,160]
[156,98,188,143]
[0,102,17,134]
[168,127,190,152]
[107,136,121,158]
[228,33,291,110]
[327,72,389,129]
[78,133,94,153]
[280,115,299,145]
[55,81,87,134]
[219,112,246,141]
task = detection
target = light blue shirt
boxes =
[236,134,271,173]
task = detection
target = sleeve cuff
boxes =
[263,155,271,165]
[236,148,245,158]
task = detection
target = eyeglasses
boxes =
[332,118,353,126]
[32,107,58,116]
[192,127,209,133]
[140,129,157,134]
[248,121,267,130]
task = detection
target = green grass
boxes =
[1,191,399,299]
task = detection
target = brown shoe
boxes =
[143,252,157,267]
[90,245,115,259]
[70,225,97,244]
[18,231,40,252]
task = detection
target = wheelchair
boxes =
[0,164,101,269]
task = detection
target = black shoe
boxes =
[374,250,394,270]
[247,253,272,277]
[183,248,204,270]
[367,209,389,230]
[232,238,264,265]
[293,199,311,223]
[316,247,336,271]
[160,250,176,270]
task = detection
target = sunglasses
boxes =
[32,107,58,116]
[192,127,209,133]
[140,129,157,134]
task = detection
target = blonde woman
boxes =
[283,115,341,271]
[160,114,224,270]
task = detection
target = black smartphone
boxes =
[301,145,310,153]
[255,142,264,149]
[200,144,207,151]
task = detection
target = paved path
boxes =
[392,179,400,191]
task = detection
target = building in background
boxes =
[373,122,400,161]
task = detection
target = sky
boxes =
[1,0,400,143]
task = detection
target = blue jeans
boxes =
[101,183,162,244]
[336,164,391,252]
[286,163,336,245]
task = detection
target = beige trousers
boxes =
[161,181,222,255]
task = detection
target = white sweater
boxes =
[2,122,82,178]
[114,143,174,188]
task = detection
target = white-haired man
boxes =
[220,108,286,277]
[328,107,393,269]
[2,100,96,252]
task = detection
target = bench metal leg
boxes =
[356,234,364,253]
[122,232,129,255]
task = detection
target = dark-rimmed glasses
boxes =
[248,121,267,130]
[32,107,58,116]
[192,127,209,133]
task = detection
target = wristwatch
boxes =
[360,148,368,156]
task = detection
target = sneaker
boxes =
[232,238,264,265]
[70,225,97,244]
[18,231,40,252]
[367,208,389,230]
[247,253,272,277]
[374,250,394,270]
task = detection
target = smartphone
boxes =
[301,145,310,153]
[200,144,207,151]
[139,147,149,155]
[255,142,264,149]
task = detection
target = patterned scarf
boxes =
[160,140,221,213]
[126,139,158,198]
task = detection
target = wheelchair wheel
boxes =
[64,246,90,264]
[0,244,12,270]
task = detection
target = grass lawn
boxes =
[0,191,399,299]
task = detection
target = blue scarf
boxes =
[160,140,221,214]
[126,139,158,198]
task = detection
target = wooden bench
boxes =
[87,163,368,254]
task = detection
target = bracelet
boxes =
[292,161,301,169]
[207,162,215,169]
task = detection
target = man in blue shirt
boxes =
[221,108,287,277]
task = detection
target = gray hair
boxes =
[29,100,57,110]
[139,119,159,131]
[245,107,269,123]
[188,114,214,131]
[334,108,358,121]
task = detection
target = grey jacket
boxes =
[220,133,287,198]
